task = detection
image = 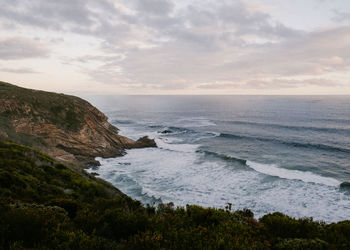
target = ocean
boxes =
[85,95,350,222]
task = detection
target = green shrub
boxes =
[48,198,79,218]
[324,221,350,249]
[274,238,328,250]
[0,203,69,249]
[260,212,324,239]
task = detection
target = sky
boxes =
[0,0,350,95]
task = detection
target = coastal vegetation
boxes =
[1,141,350,249]
[0,81,84,132]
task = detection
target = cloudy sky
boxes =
[1,0,350,94]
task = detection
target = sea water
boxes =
[85,96,350,222]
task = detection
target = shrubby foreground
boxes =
[1,141,350,249]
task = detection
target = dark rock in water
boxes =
[340,182,350,189]
[82,158,101,168]
[160,130,173,134]
[131,136,157,148]
[118,162,131,166]
[90,165,100,171]
[90,172,99,176]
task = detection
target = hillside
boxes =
[1,82,350,249]
[0,81,156,167]
[1,141,350,249]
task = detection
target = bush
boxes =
[274,238,328,249]
[0,203,69,249]
[48,198,79,218]
[324,221,350,249]
[260,212,324,239]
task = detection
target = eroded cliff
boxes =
[0,81,156,167]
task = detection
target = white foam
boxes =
[155,138,199,153]
[175,117,216,127]
[246,160,341,187]
[209,131,220,137]
[90,114,350,223]
[160,137,184,143]
[91,145,350,223]
[193,131,221,141]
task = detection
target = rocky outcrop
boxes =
[132,136,157,148]
[340,182,350,189]
[0,81,156,167]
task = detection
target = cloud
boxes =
[319,56,344,66]
[132,0,174,16]
[0,37,50,60]
[332,10,350,22]
[216,2,302,39]
[197,78,342,90]
[197,82,240,89]
[0,0,349,93]
[0,0,92,30]
[0,0,301,47]
[86,25,349,90]
[217,26,350,78]
[0,67,39,73]
[244,78,341,89]
[39,0,303,89]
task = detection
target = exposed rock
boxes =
[340,181,350,189]
[130,136,157,148]
[159,130,173,134]
[118,162,131,166]
[0,81,157,167]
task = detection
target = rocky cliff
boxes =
[0,81,156,167]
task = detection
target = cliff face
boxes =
[0,81,156,167]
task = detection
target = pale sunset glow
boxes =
[0,0,350,94]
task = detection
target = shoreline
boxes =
[89,119,350,223]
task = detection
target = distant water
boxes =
[85,96,350,222]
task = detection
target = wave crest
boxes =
[245,161,340,187]
[219,133,350,153]
[198,149,341,187]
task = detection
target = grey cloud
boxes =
[200,2,303,39]
[244,78,340,89]
[130,26,349,89]
[0,0,93,30]
[218,2,269,24]
[79,22,350,90]
[332,10,350,22]
[0,67,39,74]
[132,0,174,16]
[0,0,302,50]
[1,0,347,92]
[0,37,49,60]
[0,0,132,42]
[218,26,350,78]
[73,55,125,64]
[138,1,303,50]
[186,6,215,27]
[197,82,239,89]
[305,78,341,87]
[50,38,65,43]
[255,22,304,39]
[197,78,340,90]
